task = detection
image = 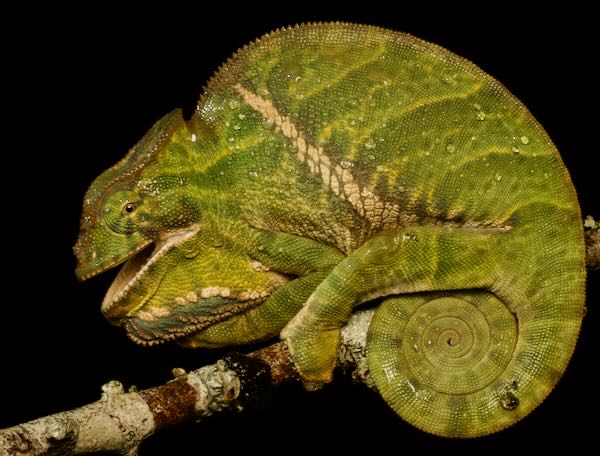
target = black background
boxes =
[3,4,597,454]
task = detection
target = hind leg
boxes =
[282,225,503,385]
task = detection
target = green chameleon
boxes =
[74,23,586,437]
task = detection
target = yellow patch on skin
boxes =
[219,288,231,298]
[136,310,155,321]
[251,260,270,272]
[330,174,340,195]
[238,291,260,301]
[150,306,171,318]
[186,291,198,302]
[200,286,232,299]
[233,83,401,229]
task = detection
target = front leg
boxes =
[281,226,504,385]
[120,224,344,347]
[180,228,344,347]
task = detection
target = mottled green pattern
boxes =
[74,23,585,437]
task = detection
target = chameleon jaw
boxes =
[101,225,201,316]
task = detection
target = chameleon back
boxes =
[196,24,582,251]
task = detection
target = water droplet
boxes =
[495,174,502,182]
[500,392,519,410]
[520,135,530,145]
[228,100,239,110]
[511,146,520,154]
[364,139,376,150]
[340,159,353,169]
[476,112,486,121]
[184,246,199,259]
[442,74,458,85]
[262,118,275,130]
[446,144,456,154]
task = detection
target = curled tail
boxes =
[367,285,581,437]
[283,207,585,437]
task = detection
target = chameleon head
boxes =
[74,109,202,316]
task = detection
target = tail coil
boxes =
[368,291,528,437]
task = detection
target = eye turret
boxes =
[103,191,142,234]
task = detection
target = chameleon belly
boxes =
[74,23,586,437]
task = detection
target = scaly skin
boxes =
[74,23,586,437]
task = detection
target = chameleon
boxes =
[73,23,586,437]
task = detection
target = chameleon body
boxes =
[74,23,586,437]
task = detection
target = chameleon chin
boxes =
[73,23,586,438]
[98,225,202,318]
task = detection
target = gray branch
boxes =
[0,361,242,455]
[585,215,599,271]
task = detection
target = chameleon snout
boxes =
[73,226,152,282]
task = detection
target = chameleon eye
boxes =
[123,203,136,215]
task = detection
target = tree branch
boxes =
[1,217,597,455]
[585,215,599,271]
[0,322,368,456]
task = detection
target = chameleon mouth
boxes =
[101,225,201,316]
